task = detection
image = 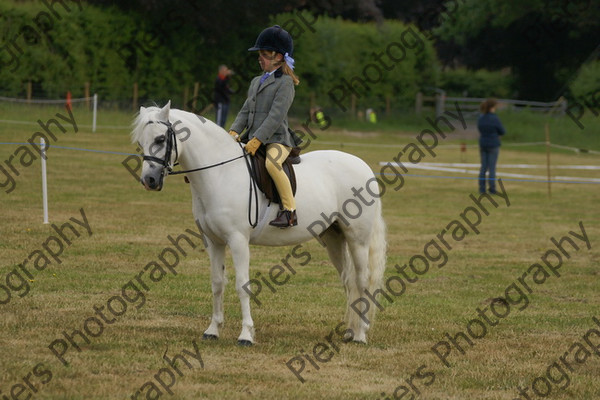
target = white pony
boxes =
[131,102,386,345]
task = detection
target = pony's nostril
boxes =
[148,177,156,186]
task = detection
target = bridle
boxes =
[141,119,259,227]
[142,120,178,173]
[142,120,245,175]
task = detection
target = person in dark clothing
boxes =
[214,65,233,128]
[477,98,506,194]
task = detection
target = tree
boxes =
[434,0,600,100]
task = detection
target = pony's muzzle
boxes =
[141,174,163,191]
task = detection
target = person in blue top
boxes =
[477,98,505,194]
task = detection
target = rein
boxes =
[168,155,245,175]
[239,142,259,228]
[142,119,259,227]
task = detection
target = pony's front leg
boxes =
[203,241,226,340]
[229,236,255,346]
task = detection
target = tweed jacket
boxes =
[230,68,296,148]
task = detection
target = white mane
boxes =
[130,104,229,146]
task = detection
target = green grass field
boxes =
[1,104,599,399]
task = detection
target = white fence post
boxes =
[41,139,49,224]
[435,92,445,118]
[92,93,98,133]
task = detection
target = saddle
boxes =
[250,145,301,206]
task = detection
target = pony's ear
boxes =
[158,100,171,121]
[139,106,146,113]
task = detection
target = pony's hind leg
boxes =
[203,240,227,340]
[344,204,387,344]
[321,225,359,342]
[321,224,348,276]
[346,238,371,343]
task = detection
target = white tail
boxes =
[338,200,387,342]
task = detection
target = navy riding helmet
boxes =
[248,25,293,56]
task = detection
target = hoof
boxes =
[237,339,253,347]
[352,339,367,345]
[202,333,218,340]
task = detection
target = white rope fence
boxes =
[1,137,599,223]
[0,94,98,132]
[0,95,92,104]
[379,161,600,184]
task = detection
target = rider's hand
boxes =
[245,137,262,156]
[229,130,240,141]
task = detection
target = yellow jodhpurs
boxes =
[265,143,295,211]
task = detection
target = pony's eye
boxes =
[154,135,166,145]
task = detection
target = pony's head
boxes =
[131,101,177,191]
